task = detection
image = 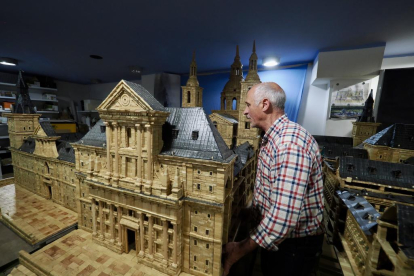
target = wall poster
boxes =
[329,81,370,119]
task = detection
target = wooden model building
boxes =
[362,123,414,163]
[4,48,261,276]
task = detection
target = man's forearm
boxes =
[222,238,259,275]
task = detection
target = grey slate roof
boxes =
[344,187,414,206]
[39,121,57,136]
[321,144,368,160]
[233,142,255,176]
[123,80,166,112]
[337,190,380,236]
[397,204,414,259]
[339,156,414,189]
[313,135,353,146]
[161,107,235,162]
[214,113,238,124]
[364,124,414,150]
[19,137,36,154]
[57,140,75,163]
[72,120,106,147]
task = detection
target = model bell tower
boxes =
[181,51,203,107]
[5,71,41,149]
[237,41,261,149]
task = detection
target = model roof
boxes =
[339,156,414,189]
[123,80,166,112]
[39,121,57,136]
[161,107,235,162]
[214,113,238,124]
[313,135,354,146]
[364,123,414,150]
[337,190,380,236]
[233,142,255,175]
[57,140,76,163]
[73,120,106,147]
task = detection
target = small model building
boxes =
[5,48,260,276]
[363,123,414,163]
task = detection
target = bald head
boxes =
[252,82,286,112]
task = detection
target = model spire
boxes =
[245,40,260,82]
[357,89,376,122]
[14,70,36,114]
[186,51,199,86]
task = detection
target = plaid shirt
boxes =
[250,114,324,251]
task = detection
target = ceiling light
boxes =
[0,57,18,66]
[90,55,103,60]
[262,56,280,67]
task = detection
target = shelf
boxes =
[0,150,9,154]
[0,136,9,139]
[0,110,11,113]
[37,111,59,114]
[31,98,58,103]
[0,82,57,91]
[0,96,16,100]
[77,110,99,113]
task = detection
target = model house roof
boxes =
[213,113,238,124]
[57,141,76,163]
[313,135,368,160]
[39,121,58,136]
[337,190,380,236]
[364,123,414,150]
[233,142,255,176]
[123,80,166,112]
[73,120,107,147]
[161,107,235,162]
[339,156,414,189]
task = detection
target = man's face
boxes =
[243,87,262,129]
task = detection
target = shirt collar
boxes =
[261,114,289,146]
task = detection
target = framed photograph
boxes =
[329,82,370,119]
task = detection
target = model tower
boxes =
[352,90,381,146]
[219,45,244,118]
[5,71,41,149]
[181,51,203,107]
[237,41,261,149]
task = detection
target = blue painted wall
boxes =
[181,64,308,122]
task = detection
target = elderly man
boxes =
[223,82,324,276]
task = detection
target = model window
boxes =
[197,170,201,174]
[206,229,209,235]
[187,91,191,103]
[194,256,197,261]
[197,184,201,190]
[194,239,197,245]
[209,186,213,192]
[195,210,198,214]
[207,214,211,218]
[172,129,179,139]
[192,130,199,140]
[245,122,250,129]
[194,226,197,232]
[206,260,209,266]
[206,243,209,249]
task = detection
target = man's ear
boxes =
[262,98,271,112]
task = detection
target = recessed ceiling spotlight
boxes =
[263,56,280,67]
[0,57,18,66]
[90,55,103,60]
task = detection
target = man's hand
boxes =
[222,238,259,276]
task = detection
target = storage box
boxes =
[3,102,13,110]
[43,93,57,101]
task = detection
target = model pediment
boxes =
[33,125,48,137]
[97,80,156,112]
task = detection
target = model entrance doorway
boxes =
[126,228,136,253]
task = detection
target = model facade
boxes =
[6,46,261,276]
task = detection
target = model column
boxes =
[113,123,119,187]
[117,205,122,246]
[144,124,152,194]
[162,219,169,262]
[91,198,97,236]
[148,215,153,257]
[172,221,178,268]
[104,122,112,184]
[136,124,142,191]
[139,212,145,256]
[109,204,115,243]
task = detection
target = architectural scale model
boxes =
[4,46,261,276]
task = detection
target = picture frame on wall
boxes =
[329,81,371,119]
